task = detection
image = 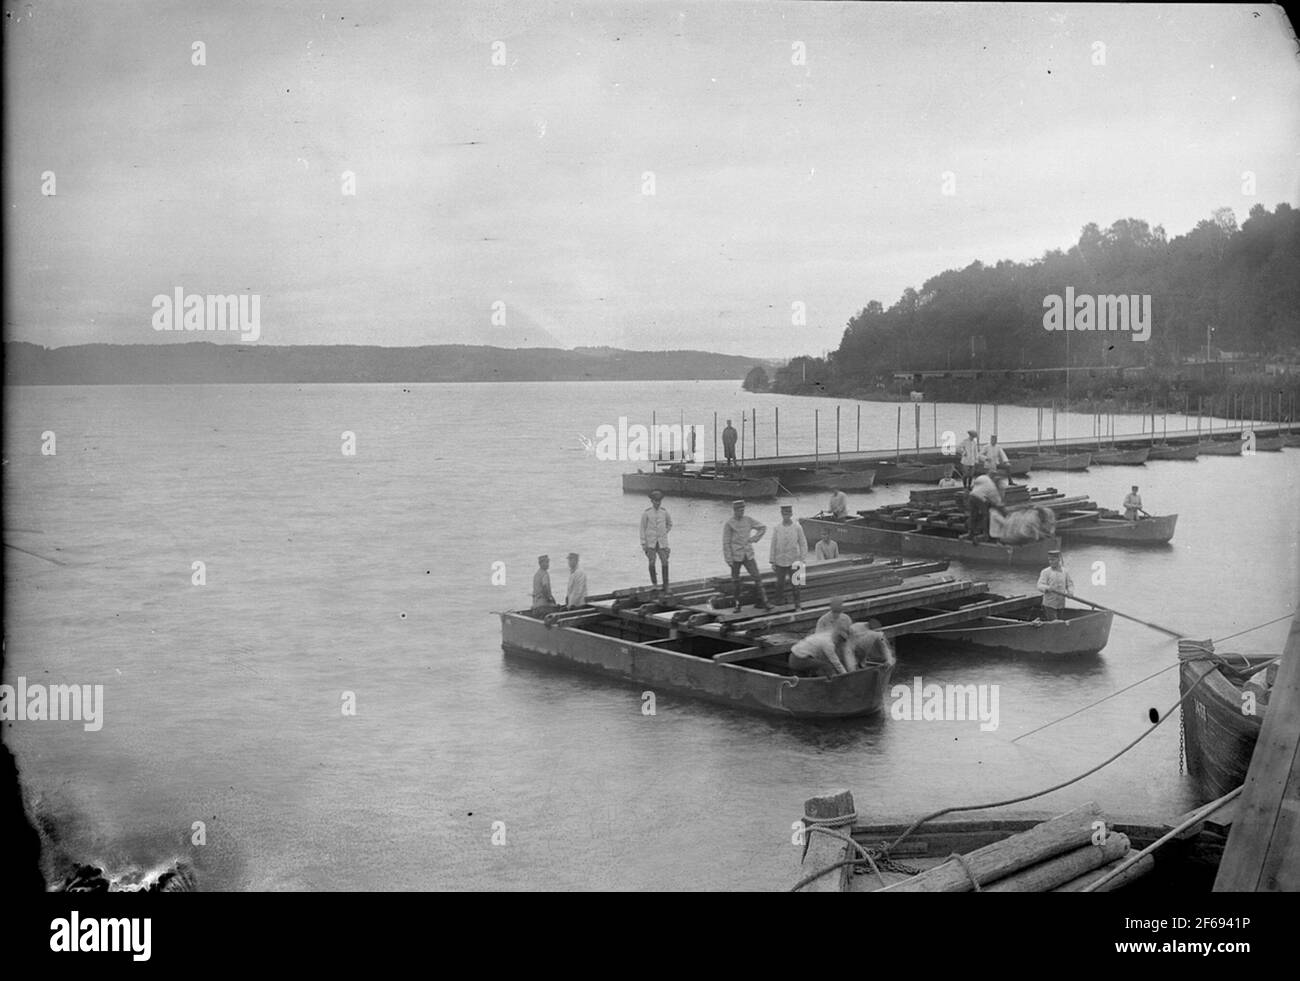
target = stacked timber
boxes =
[587,564,1048,665]
[796,792,1155,893]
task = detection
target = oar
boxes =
[1046,590,1181,638]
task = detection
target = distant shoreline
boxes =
[3,341,769,386]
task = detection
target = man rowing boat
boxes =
[1122,485,1147,521]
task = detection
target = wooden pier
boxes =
[710,422,1297,474]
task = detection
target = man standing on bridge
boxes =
[769,502,808,609]
[980,434,1013,485]
[564,552,588,609]
[721,419,739,467]
[640,490,672,590]
[958,429,981,489]
[723,500,770,611]
[531,555,556,614]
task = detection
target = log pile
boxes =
[796,793,1158,892]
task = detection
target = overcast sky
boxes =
[5,1,1299,358]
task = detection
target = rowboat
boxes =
[1251,434,1286,452]
[1146,443,1199,461]
[1179,645,1273,801]
[971,458,1032,478]
[1283,431,1300,448]
[499,608,893,718]
[1055,511,1178,544]
[1016,452,1090,471]
[917,605,1113,656]
[1091,447,1149,465]
[871,462,953,484]
[1196,439,1243,456]
[622,469,780,499]
[778,468,876,492]
[796,797,1232,892]
[801,514,1059,566]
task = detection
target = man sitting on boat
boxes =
[769,502,809,609]
[723,500,771,611]
[815,527,840,560]
[964,472,1007,543]
[1123,485,1146,521]
[1035,550,1074,621]
[827,486,849,519]
[938,468,961,489]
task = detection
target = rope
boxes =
[880,667,1225,858]
[1080,786,1244,892]
[791,823,869,892]
[793,609,1293,889]
[949,852,982,892]
[1012,612,1292,743]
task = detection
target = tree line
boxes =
[763,203,1300,398]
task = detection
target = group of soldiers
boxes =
[528,480,1085,673]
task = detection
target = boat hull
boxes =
[622,471,780,499]
[1196,440,1243,456]
[872,463,953,484]
[500,612,892,718]
[1179,656,1268,801]
[1057,513,1178,544]
[779,468,876,492]
[1146,444,1199,461]
[1092,448,1150,465]
[842,814,1227,892]
[922,609,1113,655]
[1252,436,1286,452]
[800,516,1059,566]
[1019,452,1091,471]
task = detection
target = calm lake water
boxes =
[3,381,1297,890]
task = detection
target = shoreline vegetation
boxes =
[753,370,1300,422]
[751,204,1300,419]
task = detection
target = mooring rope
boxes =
[876,667,1226,860]
[794,614,1292,890]
[1012,611,1292,744]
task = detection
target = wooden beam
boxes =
[1214,607,1300,891]
[724,579,988,637]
